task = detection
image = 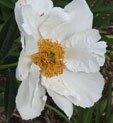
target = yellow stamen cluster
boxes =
[32,38,66,78]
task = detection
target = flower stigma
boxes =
[32,38,66,78]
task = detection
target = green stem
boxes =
[0,62,17,70]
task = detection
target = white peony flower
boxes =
[15,0,107,120]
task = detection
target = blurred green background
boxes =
[0,0,113,123]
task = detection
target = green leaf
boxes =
[105,73,112,123]
[100,99,107,114]
[0,14,19,64]
[100,24,113,30]
[0,80,5,92]
[1,6,12,21]
[82,107,94,123]
[109,115,113,123]
[93,6,113,13]
[0,92,4,110]
[46,104,72,123]
[102,38,113,45]
[0,24,4,32]
[93,0,106,9]
[76,107,94,123]
[86,0,94,9]
[0,62,17,70]
[95,100,101,123]
[40,116,51,123]
[52,0,71,8]
[71,117,77,123]
[11,0,18,4]
[4,69,18,122]
[76,107,85,123]
[0,0,14,9]
[4,37,21,58]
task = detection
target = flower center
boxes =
[32,38,66,78]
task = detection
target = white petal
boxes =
[16,64,47,120]
[24,35,38,55]
[64,0,93,32]
[92,41,107,66]
[40,7,70,42]
[41,76,80,113]
[41,70,104,108]
[15,0,24,32]
[64,29,106,73]
[63,29,101,47]
[15,0,53,40]
[21,5,45,39]
[61,70,105,108]
[16,50,31,81]
[47,89,73,119]
[25,0,53,15]
[15,0,25,48]
[40,0,93,41]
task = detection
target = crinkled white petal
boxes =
[24,35,38,55]
[40,7,70,42]
[21,5,48,39]
[64,0,93,32]
[40,0,93,42]
[25,0,53,15]
[63,29,101,47]
[61,70,105,108]
[47,89,73,119]
[15,0,53,40]
[15,0,24,32]
[16,50,31,81]
[64,29,106,73]
[42,70,104,108]
[41,76,79,119]
[16,64,47,120]
[91,41,107,66]
[15,0,25,48]
[21,5,39,37]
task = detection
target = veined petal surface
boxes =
[24,35,38,55]
[64,29,107,73]
[64,0,93,31]
[42,70,104,108]
[15,0,53,43]
[40,0,93,42]
[47,89,73,119]
[16,64,47,120]
[61,70,105,108]
[16,50,31,81]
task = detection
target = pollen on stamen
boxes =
[24,0,27,4]
[40,13,44,16]
[32,38,66,78]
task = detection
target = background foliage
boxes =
[0,0,113,123]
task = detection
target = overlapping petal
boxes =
[24,35,38,55]
[16,50,31,81]
[64,0,93,32]
[15,0,25,48]
[61,70,105,108]
[40,0,93,42]
[16,64,47,120]
[25,0,53,15]
[15,0,106,120]
[40,7,69,42]
[47,89,73,119]
[91,41,107,66]
[42,70,104,109]
[64,29,107,73]
[15,0,53,46]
